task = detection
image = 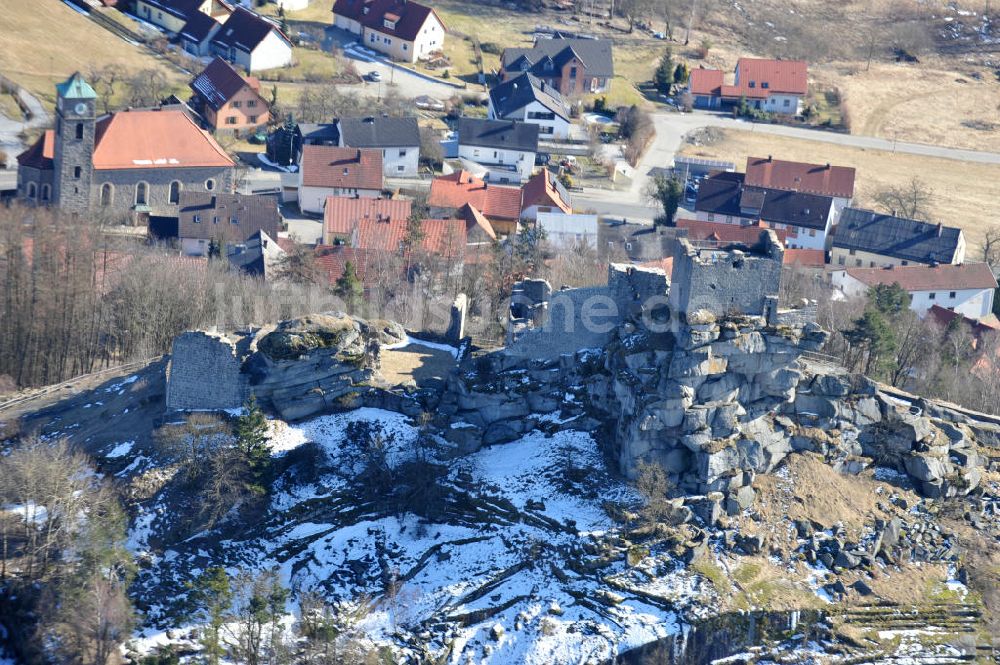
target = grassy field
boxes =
[680,128,1000,250]
[0,0,184,108]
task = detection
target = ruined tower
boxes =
[52,72,97,214]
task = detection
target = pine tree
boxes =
[334,260,363,311]
[235,396,271,494]
[188,567,233,665]
[673,62,689,86]
[653,48,674,95]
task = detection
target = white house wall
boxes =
[248,30,294,71]
[458,144,535,182]
[298,185,381,214]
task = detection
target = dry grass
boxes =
[0,0,183,107]
[378,344,457,389]
[680,129,1000,250]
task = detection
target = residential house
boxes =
[428,170,522,236]
[177,191,283,256]
[298,145,383,214]
[190,57,270,134]
[134,0,231,35]
[459,203,497,248]
[688,58,808,115]
[332,0,446,63]
[487,74,571,139]
[180,9,228,56]
[520,169,571,221]
[830,263,998,320]
[337,116,420,178]
[500,37,614,95]
[17,73,235,223]
[536,212,599,248]
[211,7,293,72]
[694,171,834,251]
[457,117,538,184]
[744,155,855,220]
[927,304,1000,349]
[830,208,966,269]
[323,196,412,245]
[227,229,287,279]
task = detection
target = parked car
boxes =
[535,152,551,166]
[366,71,382,82]
[653,32,665,39]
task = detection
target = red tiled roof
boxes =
[460,203,497,242]
[324,196,411,238]
[782,248,826,268]
[314,245,384,286]
[676,219,789,245]
[690,58,807,99]
[301,145,383,190]
[842,263,998,292]
[332,0,445,42]
[521,170,571,214]
[745,156,855,199]
[928,304,1000,338]
[16,130,55,170]
[640,257,674,275]
[92,108,234,170]
[688,68,725,96]
[354,217,467,257]
[428,170,522,221]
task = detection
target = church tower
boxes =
[52,72,97,213]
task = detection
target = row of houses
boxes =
[688,154,994,324]
[135,1,294,71]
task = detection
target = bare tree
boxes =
[873,177,933,220]
[981,228,1000,273]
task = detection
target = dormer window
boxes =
[762,81,769,89]
[363,5,369,13]
[384,18,396,28]
[748,80,755,88]
[544,61,553,71]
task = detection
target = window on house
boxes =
[40,184,50,202]
[762,82,769,89]
[849,248,856,256]
[748,80,756,88]
[205,179,216,191]
[212,216,219,224]
[901,260,908,266]
[837,256,845,266]
[784,99,790,107]
[73,166,82,179]
[168,181,182,205]
[403,44,408,50]
[75,123,83,139]
[100,183,113,206]
[232,101,242,109]
[27,183,36,199]
[569,67,577,78]
[855,259,862,267]
[397,165,404,172]
[707,214,715,221]
[247,100,257,108]
[193,214,201,223]
[929,292,936,300]
[869,261,875,267]
[249,115,258,123]
[135,182,148,205]
[950,291,957,299]
[809,229,816,237]
[398,149,406,157]
[231,216,239,225]
[226,116,237,125]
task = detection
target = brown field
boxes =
[0,0,184,107]
[681,128,1000,250]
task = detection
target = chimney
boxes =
[891,209,897,217]
[825,162,831,169]
[767,155,772,162]
[936,222,943,237]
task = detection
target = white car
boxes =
[367,71,382,82]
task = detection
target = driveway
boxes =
[325,25,470,102]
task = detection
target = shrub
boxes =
[442,69,451,79]
[480,42,503,55]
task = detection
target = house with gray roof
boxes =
[830,208,967,269]
[500,37,614,95]
[457,118,539,184]
[487,73,571,139]
[337,116,421,178]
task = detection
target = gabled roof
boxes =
[832,208,964,265]
[180,10,222,44]
[501,37,614,79]
[190,57,262,111]
[300,145,383,190]
[324,196,412,238]
[138,0,208,21]
[177,191,282,242]
[56,72,97,100]
[521,169,571,214]
[17,130,55,170]
[782,248,826,268]
[331,0,445,42]
[734,58,808,96]
[489,73,569,121]
[458,117,538,153]
[354,217,467,257]
[460,203,497,243]
[92,108,234,170]
[695,172,833,231]
[211,7,290,54]
[842,263,998,293]
[299,123,340,144]
[744,156,855,199]
[928,304,1000,338]
[688,68,725,97]
[314,245,382,287]
[337,116,420,148]
[428,170,523,221]
[676,218,789,245]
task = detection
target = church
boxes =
[17,72,236,224]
